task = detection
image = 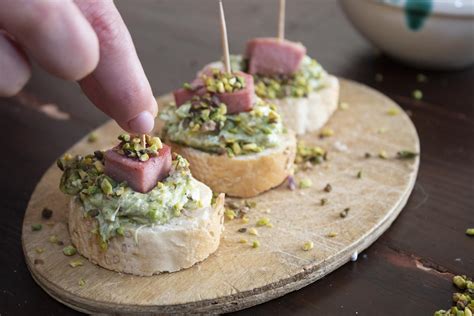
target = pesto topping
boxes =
[58,152,205,243]
[115,134,163,162]
[232,55,327,99]
[160,94,284,156]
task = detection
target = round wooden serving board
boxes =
[22,79,419,315]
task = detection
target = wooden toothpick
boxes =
[219,0,231,73]
[278,0,286,41]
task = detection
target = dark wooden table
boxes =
[1,1,473,315]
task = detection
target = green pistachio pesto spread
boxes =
[231,55,327,99]
[160,94,285,157]
[57,152,204,244]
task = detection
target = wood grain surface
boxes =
[1,1,473,315]
[22,79,419,314]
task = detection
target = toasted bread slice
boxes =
[199,62,339,135]
[167,131,296,198]
[68,181,225,276]
[274,75,339,135]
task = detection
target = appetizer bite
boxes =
[160,2,296,198]
[57,134,225,276]
[201,1,339,135]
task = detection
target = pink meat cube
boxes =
[246,37,306,76]
[173,71,254,114]
[104,144,172,193]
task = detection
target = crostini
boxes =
[57,134,224,276]
[160,69,296,198]
[201,38,340,135]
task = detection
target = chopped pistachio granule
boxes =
[252,240,260,248]
[387,108,400,116]
[115,134,163,162]
[69,259,83,268]
[295,141,326,165]
[320,198,328,206]
[357,170,362,179]
[378,150,388,159]
[78,278,86,287]
[239,238,248,244]
[63,245,77,256]
[302,241,314,251]
[434,275,473,315]
[241,215,250,224]
[340,102,349,111]
[412,89,423,100]
[202,69,246,94]
[397,150,418,160]
[323,183,332,193]
[417,73,427,83]
[224,209,237,220]
[377,127,388,134]
[299,178,313,189]
[466,228,474,236]
[48,235,58,244]
[256,217,271,227]
[340,208,350,218]
[42,207,53,219]
[35,248,45,254]
[248,227,259,236]
[31,224,42,231]
[87,132,98,143]
[319,127,334,138]
[327,232,337,238]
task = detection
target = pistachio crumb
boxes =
[357,170,362,179]
[239,238,248,244]
[237,228,247,233]
[35,248,45,254]
[302,241,314,251]
[319,128,334,138]
[453,275,467,289]
[252,240,260,248]
[256,217,271,227]
[387,108,400,116]
[323,183,332,193]
[340,208,350,218]
[377,127,388,134]
[299,178,312,189]
[241,215,250,224]
[340,102,350,110]
[31,224,42,231]
[78,278,86,287]
[327,232,337,238]
[69,259,83,268]
[87,132,98,143]
[412,89,423,100]
[48,235,58,244]
[41,208,53,219]
[248,227,259,236]
[224,209,237,220]
[466,228,474,236]
[378,150,388,159]
[397,150,418,160]
[320,198,328,206]
[63,245,77,256]
[416,73,427,83]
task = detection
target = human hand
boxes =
[0,0,157,133]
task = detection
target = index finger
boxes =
[75,0,158,134]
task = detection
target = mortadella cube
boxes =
[246,37,306,76]
[104,144,172,193]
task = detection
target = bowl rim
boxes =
[367,0,474,17]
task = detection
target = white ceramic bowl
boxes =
[339,0,474,70]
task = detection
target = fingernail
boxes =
[127,111,155,134]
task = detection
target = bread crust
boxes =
[68,184,225,276]
[167,131,296,198]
